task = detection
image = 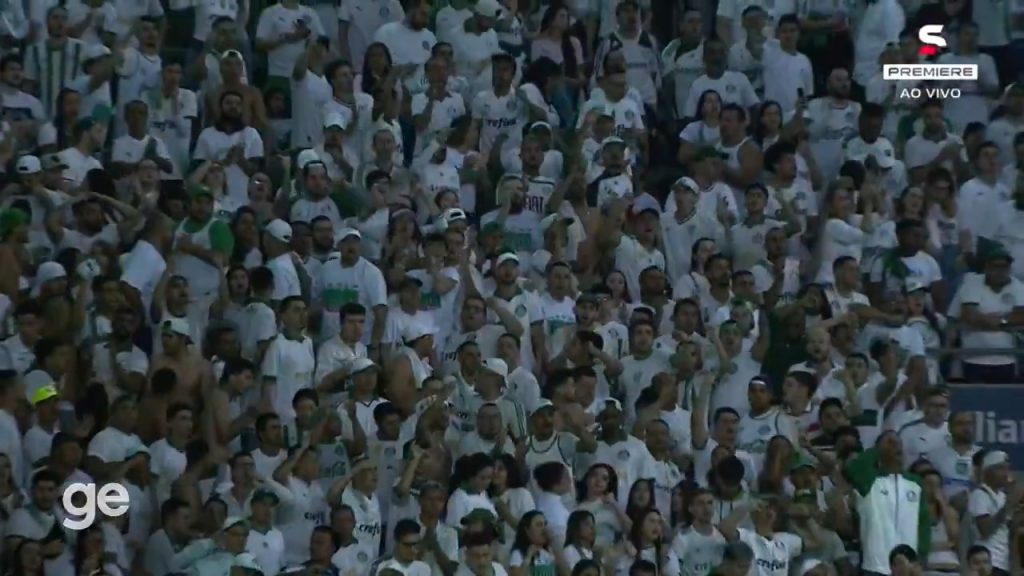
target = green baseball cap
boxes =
[790,454,816,473]
[188,184,214,199]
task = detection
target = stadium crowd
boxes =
[0,0,1022,575]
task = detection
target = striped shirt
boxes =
[23,38,87,119]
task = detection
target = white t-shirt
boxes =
[342,486,383,560]
[410,91,466,158]
[237,301,278,362]
[761,41,813,114]
[904,132,963,172]
[148,438,187,505]
[256,4,326,78]
[449,27,501,96]
[869,250,942,298]
[854,0,905,84]
[471,88,525,156]
[145,88,198,179]
[60,146,103,186]
[969,486,1010,570]
[673,526,727,576]
[737,528,803,576]
[261,333,316,420]
[372,22,436,94]
[290,71,333,148]
[683,72,759,118]
[193,126,264,206]
[88,426,145,463]
[955,273,1024,365]
[315,257,388,344]
[0,409,23,486]
[578,93,646,136]
[111,133,173,168]
[338,0,404,70]
[194,0,242,42]
[246,527,286,576]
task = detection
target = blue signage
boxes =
[950,384,1024,462]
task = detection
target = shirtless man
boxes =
[203,51,268,135]
[204,358,260,449]
[150,317,213,408]
[136,368,178,444]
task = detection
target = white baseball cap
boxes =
[221,516,248,532]
[31,261,67,297]
[481,358,509,383]
[982,450,1009,470]
[16,155,41,175]
[601,136,627,149]
[162,317,191,338]
[905,278,929,293]
[350,357,378,375]
[672,176,699,192]
[530,399,556,417]
[335,227,362,243]
[265,219,293,243]
[403,321,437,343]
[496,252,519,267]
[871,139,897,169]
[473,0,504,18]
[631,193,661,216]
[323,113,348,131]
[296,149,321,170]
[443,208,468,226]
[84,43,111,62]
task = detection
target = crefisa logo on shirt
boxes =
[883,25,977,99]
[62,482,130,530]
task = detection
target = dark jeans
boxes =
[963,362,1018,383]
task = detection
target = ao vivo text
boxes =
[62,482,130,530]
[898,87,963,100]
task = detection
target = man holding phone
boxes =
[256,0,327,88]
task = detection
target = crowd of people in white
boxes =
[0,0,1022,575]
